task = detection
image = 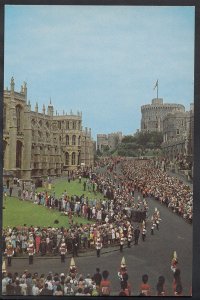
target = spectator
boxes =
[100,270,111,296]
[139,274,151,296]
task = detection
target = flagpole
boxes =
[157,80,158,99]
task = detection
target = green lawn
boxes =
[3,197,91,228]
[3,179,104,228]
[37,178,104,201]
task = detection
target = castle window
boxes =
[73,121,76,130]
[78,136,81,146]
[58,121,61,129]
[65,152,69,165]
[66,135,69,145]
[66,121,69,130]
[16,105,22,132]
[72,152,76,165]
[177,129,180,135]
[72,135,76,145]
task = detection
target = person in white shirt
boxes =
[19,279,27,296]
[32,280,40,296]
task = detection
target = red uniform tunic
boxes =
[139,283,151,296]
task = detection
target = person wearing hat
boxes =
[151,222,155,235]
[27,241,35,264]
[171,251,178,273]
[96,237,102,257]
[69,257,77,277]
[141,227,147,242]
[139,274,151,296]
[118,257,127,276]
[4,242,14,267]
[59,239,67,263]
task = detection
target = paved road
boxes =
[7,172,192,296]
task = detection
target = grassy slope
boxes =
[3,179,104,228]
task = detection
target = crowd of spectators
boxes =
[2,266,188,296]
[120,158,193,223]
[3,157,151,256]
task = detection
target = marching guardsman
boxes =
[142,226,147,242]
[142,220,146,229]
[151,217,155,235]
[155,217,160,230]
[118,257,128,281]
[59,239,67,263]
[96,237,102,257]
[154,207,158,216]
[69,257,77,277]
[4,242,14,267]
[127,232,132,248]
[27,241,35,264]
[171,251,178,273]
[120,234,125,252]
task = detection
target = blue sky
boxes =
[4,5,195,139]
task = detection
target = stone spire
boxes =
[10,77,15,92]
[48,98,54,116]
[42,104,46,114]
[23,81,27,100]
[27,100,31,111]
[35,102,38,113]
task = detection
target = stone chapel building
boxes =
[3,77,94,183]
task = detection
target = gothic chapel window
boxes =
[72,152,76,165]
[16,105,21,132]
[72,135,76,145]
[66,135,69,145]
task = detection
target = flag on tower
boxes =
[154,80,158,90]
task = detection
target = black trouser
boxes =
[134,237,139,245]
[156,223,159,230]
[73,248,78,257]
[7,257,12,266]
[151,229,154,235]
[97,249,100,257]
[128,241,131,248]
[29,255,33,264]
[61,254,65,262]
[142,234,146,241]
[120,244,123,252]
